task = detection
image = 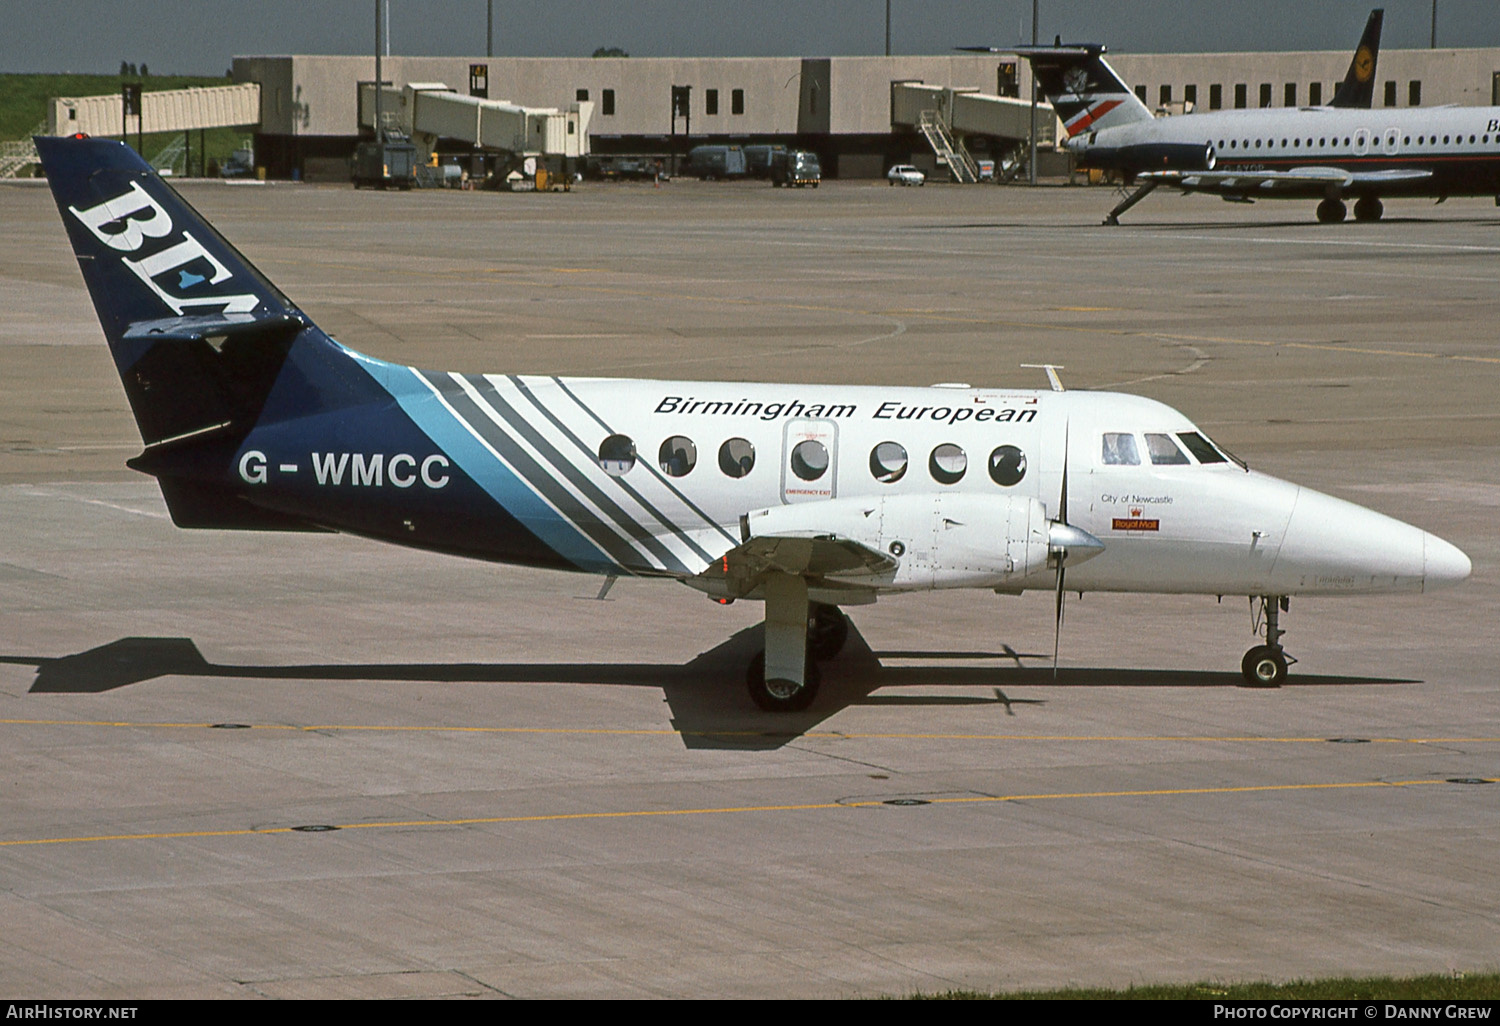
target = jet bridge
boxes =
[358,82,592,162]
[891,82,1053,182]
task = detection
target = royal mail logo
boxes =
[1112,517,1159,532]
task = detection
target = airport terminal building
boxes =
[232,48,1500,180]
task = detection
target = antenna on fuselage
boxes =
[1021,364,1066,391]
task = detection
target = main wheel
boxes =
[807,603,850,661]
[1241,645,1288,688]
[1316,198,1347,224]
[746,650,821,712]
[1353,195,1384,222]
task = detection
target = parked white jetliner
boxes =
[34,135,1471,710]
[988,16,1500,224]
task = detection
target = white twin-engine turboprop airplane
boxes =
[36,135,1471,711]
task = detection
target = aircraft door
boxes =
[1353,128,1372,156]
[781,418,838,504]
[1383,128,1400,155]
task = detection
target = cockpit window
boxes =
[1176,431,1227,464]
[1144,433,1190,465]
[1101,432,1140,466]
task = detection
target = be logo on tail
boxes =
[68,180,260,316]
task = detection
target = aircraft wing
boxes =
[1140,166,1432,196]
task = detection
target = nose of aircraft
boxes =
[1277,486,1470,594]
[1424,531,1472,590]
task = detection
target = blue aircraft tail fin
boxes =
[35,135,333,450]
[1330,9,1383,109]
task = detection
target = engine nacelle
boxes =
[1072,140,1216,175]
[747,493,1053,592]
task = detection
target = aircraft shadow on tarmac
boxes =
[2,629,1416,751]
[929,215,1500,232]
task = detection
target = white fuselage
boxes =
[391,368,1469,600]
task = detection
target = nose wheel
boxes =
[1242,595,1296,687]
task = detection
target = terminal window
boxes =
[1284,82,1296,106]
[1209,83,1222,109]
[731,88,744,115]
[1259,83,1272,107]
[576,89,589,102]
[706,89,718,115]
[1134,85,1146,102]
[602,89,615,116]
[1159,84,1171,106]
[1234,83,1247,108]
[1309,81,1322,105]
[1384,81,1397,107]
[1408,80,1421,105]
[1184,84,1197,107]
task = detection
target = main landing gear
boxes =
[1316,198,1347,224]
[745,573,850,712]
[1353,195,1384,222]
[1242,595,1297,687]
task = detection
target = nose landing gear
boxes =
[1242,595,1297,687]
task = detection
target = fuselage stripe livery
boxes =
[460,374,699,573]
[545,373,740,546]
[432,371,686,574]
[396,365,612,572]
[506,374,734,557]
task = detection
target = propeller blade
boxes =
[1053,564,1066,677]
[1058,423,1070,526]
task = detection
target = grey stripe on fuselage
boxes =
[460,374,694,575]
[512,375,736,553]
[419,370,677,575]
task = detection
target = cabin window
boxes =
[1228,140,1235,149]
[1404,136,1410,145]
[719,438,755,478]
[598,434,636,476]
[1101,433,1140,466]
[1293,138,1300,148]
[988,445,1027,486]
[869,441,908,483]
[1177,432,1228,464]
[658,436,697,477]
[929,444,967,485]
[1145,433,1190,466]
[1443,135,1450,144]
[790,439,829,481]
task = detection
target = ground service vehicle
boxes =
[771,150,820,188]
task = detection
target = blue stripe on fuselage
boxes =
[353,353,619,574]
